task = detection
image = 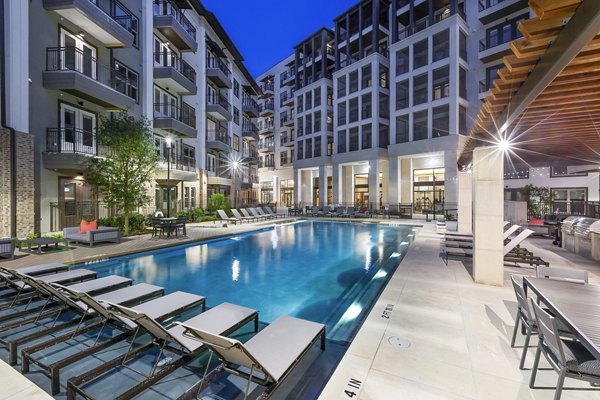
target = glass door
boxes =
[354,174,369,207]
[60,104,96,154]
[61,29,96,78]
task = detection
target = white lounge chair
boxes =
[231,209,255,223]
[178,315,326,399]
[217,209,241,225]
[66,301,259,400]
[249,207,268,220]
[240,208,259,221]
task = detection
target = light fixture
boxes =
[497,138,511,152]
[165,137,172,148]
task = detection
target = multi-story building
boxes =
[257,0,600,212]
[0,0,260,235]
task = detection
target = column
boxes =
[388,158,400,205]
[457,171,472,233]
[472,146,504,286]
[444,149,458,207]
[332,164,342,204]
[318,165,327,206]
[301,170,313,205]
[368,159,379,209]
[400,159,412,203]
[343,165,354,204]
[294,168,302,206]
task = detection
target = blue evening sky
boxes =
[201,0,359,77]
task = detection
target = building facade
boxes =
[1,0,260,235]
[257,0,599,212]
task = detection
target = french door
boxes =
[61,104,96,154]
[61,29,96,79]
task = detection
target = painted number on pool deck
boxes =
[381,304,394,319]
[344,378,362,398]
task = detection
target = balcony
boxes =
[206,93,232,121]
[258,160,275,171]
[206,54,232,89]
[259,102,274,117]
[257,140,275,153]
[242,97,259,117]
[478,0,528,25]
[43,0,134,47]
[242,147,258,164]
[153,52,196,95]
[281,114,295,127]
[153,102,197,138]
[43,47,136,111]
[242,123,259,141]
[280,89,295,107]
[396,6,464,42]
[260,83,274,98]
[155,155,197,181]
[206,130,231,153]
[281,132,295,147]
[280,70,295,86]
[43,128,97,172]
[479,39,512,63]
[153,0,197,52]
[258,121,274,135]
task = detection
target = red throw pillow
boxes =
[80,219,98,234]
[529,217,544,225]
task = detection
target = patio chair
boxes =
[67,301,259,400]
[177,315,326,399]
[529,300,600,399]
[0,238,14,260]
[240,208,259,221]
[249,207,269,220]
[335,206,347,217]
[173,216,187,236]
[503,224,521,240]
[231,209,254,223]
[0,262,69,289]
[264,206,285,219]
[151,218,166,237]
[346,206,355,217]
[22,289,203,395]
[217,210,241,225]
[255,207,273,220]
[535,266,588,284]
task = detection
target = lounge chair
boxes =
[1,273,163,365]
[535,266,588,284]
[67,302,259,400]
[217,209,241,225]
[335,206,347,217]
[255,208,273,220]
[0,238,15,260]
[231,209,255,223]
[22,289,203,395]
[178,315,326,399]
[249,207,269,220]
[0,263,69,289]
[264,206,286,219]
[241,208,259,221]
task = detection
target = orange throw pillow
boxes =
[80,219,98,234]
[529,217,544,225]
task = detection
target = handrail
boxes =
[153,0,196,39]
[153,102,196,128]
[46,128,97,155]
[154,52,196,83]
[207,92,231,111]
[206,51,231,77]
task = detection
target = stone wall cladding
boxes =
[0,129,35,238]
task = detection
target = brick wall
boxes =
[0,128,35,238]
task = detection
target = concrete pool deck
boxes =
[1,219,599,399]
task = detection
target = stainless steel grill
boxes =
[561,216,584,235]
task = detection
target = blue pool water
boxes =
[78,220,414,342]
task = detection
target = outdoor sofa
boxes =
[0,238,14,260]
[63,226,120,246]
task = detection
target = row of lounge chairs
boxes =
[0,262,326,399]
[441,222,549,267]
[217,206,285,225]
[303,205,376,218]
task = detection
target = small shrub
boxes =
[200,215,216,222]
[97,214,147,235]
[207,194,230,214]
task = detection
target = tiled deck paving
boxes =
[1,219,600,399]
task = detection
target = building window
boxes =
[306,114,312,134]
[396,80,409,110]
[349,127,359,152]
[413,73,428,105]
[432,66,449,100]
[206,154,216,173]
[459,67,467,99]
[280,151,288,165]
[296,95,303,113]
[432,30,449,62]
[233,79,239,98]
[338,129,346,153]
[327,87,333,105]
[314,87,321,107]
[413,110,428,141]
[305,91,312,110]
[362,93,372,119]
[432,105,449,138]
[459,105,467,135]
[459,30,467,61]
[379,124,389,148]
[361,124,372,150]
[349,97,359,123]
[233,135,239,151]
[396,114,409,143]
[396,47,409,76]
[349,70,359,93]
[338,101,347,126]
[297,140,303,160]
[550,166,588,177]
[361,65,372,88]
[486,64,502,90]
[314,110,321,132]
[413,39,428,69]
[486,14,527,49]
[314,136,321,157]
[379,65,388,88]
[233,107,240,125]
[305,138,312,159]
[379,93,389,119]
[114,60,139,101]
[337,75,346,97]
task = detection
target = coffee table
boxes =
[19,238,68,255]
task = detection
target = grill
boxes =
[561,216,584,252]
[590,221,600,262]
[574,218,598,239]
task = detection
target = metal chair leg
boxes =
[529,344,542,388]
[554,368,567,400]
[519,325,533,370]
[511,314,520,348]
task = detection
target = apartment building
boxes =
[1,0,260,235]
[256,0,599,212]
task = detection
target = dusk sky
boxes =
[201,0,359,77]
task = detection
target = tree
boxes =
[85,113,160,235]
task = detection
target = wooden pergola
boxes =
[458,0,600,168]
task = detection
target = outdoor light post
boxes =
[232,160,239,208]
[165,137,172,217]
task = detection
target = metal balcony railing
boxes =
[153,102,196,128]
[207,129,230,145]
[243,96,258,109]
[243,122,258,134]
[207,92,231,112]
[206,52,231,78]
[261,83,274,92]
[89,0,136,36]
[46,46,133,98]
[154,52,196,83]
[259,102,275,113]
[478,0,508,11]
[160,154,196,171]
[46,128,97,155]
[153,0,196,39]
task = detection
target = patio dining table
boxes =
[157,217,178,237]
[524,276,600,360]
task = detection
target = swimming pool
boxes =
[80,220,414,343]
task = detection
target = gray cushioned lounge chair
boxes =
[231,209,255,223]
[0,238,14,260]
[217,209,241,225]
